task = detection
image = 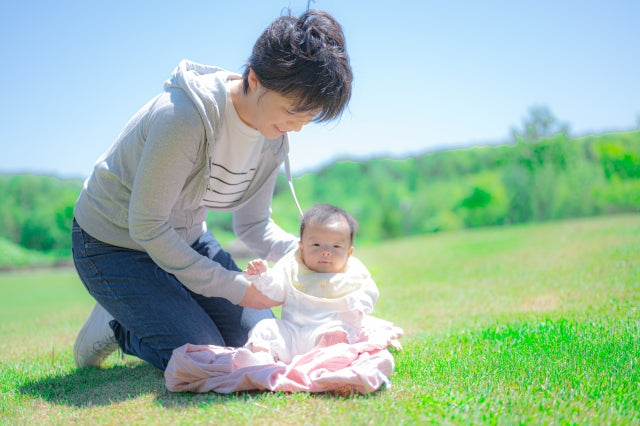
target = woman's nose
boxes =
[289,120,304,132]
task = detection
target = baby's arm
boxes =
[243,258,286,302]
[244,259,268,276]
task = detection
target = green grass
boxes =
[1,214,638,424]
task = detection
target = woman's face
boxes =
[242,69,318,139]
[252,89,317,139]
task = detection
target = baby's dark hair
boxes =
[242,9,352,123]
[300,204,358,243]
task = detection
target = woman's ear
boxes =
[248,68,260,92]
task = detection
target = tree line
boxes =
[267,129,640,244]
[1,122,638,264]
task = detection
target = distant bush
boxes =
[0,237,54,269]
[0,175,81,257]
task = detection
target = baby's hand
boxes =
[244,259,268,275]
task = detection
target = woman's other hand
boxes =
[238,283,281,310]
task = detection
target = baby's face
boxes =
[299,217,353,273]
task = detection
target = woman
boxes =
[71,9,352,370]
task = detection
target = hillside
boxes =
[1,129,639,267]
[271,130,640,243]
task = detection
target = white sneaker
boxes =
[74,302,119,368]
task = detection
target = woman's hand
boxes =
[238,283,281,310]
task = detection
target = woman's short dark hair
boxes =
[300,204,358,243]
[242,9,353,123]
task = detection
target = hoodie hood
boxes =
[164,59,234,146]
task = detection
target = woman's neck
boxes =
[229,79,257,130]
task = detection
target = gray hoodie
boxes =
[74,60,298,304]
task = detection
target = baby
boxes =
[243,203,379,363]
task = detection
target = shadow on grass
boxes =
[18,362,361,409]
[19,363,168,407]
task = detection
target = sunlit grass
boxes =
[391,315,639,423]
[0,214,638,424]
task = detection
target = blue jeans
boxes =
[71,219,273,370]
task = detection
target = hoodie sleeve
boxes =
[232,168,298,263]
[128,95,249,304]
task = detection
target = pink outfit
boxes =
[164,316,403,394]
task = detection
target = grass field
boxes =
[1,214,638,424]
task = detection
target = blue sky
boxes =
[1,0,638,178]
